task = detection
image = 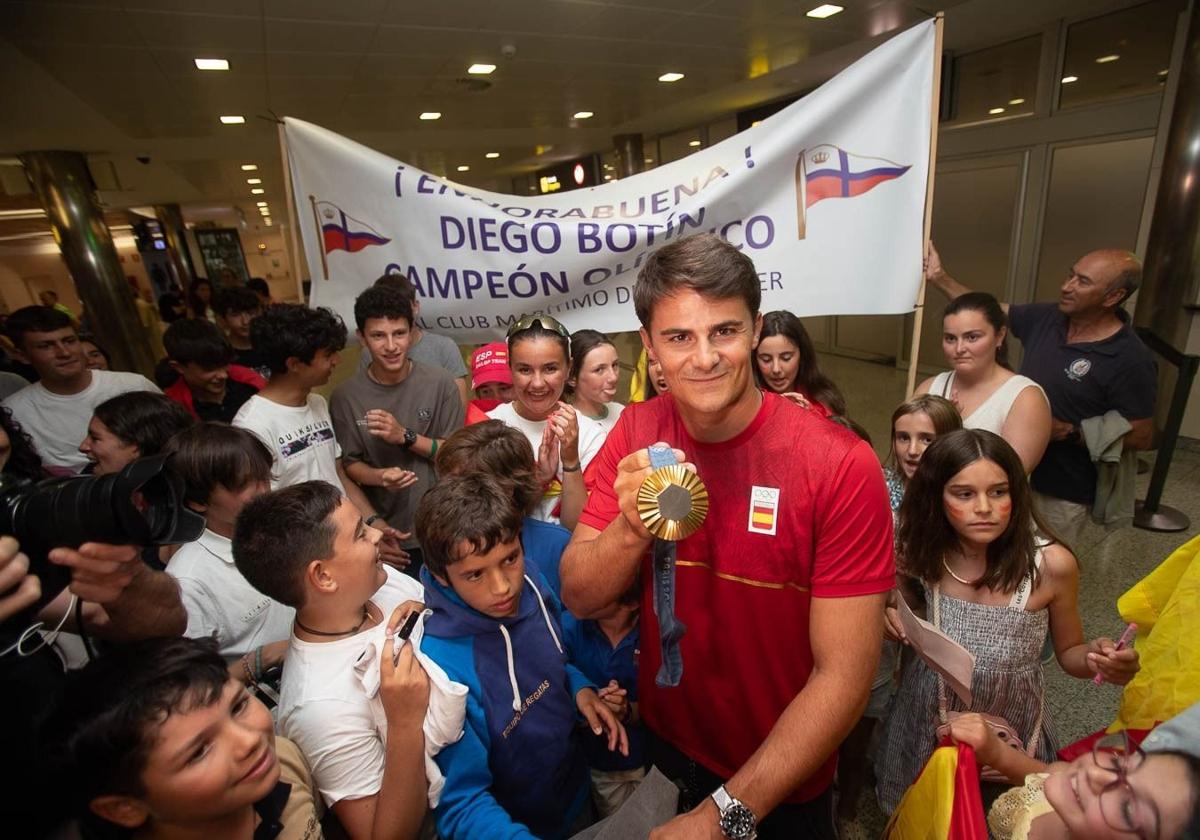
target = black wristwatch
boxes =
[712,786,757,840]
[400,427,418,449]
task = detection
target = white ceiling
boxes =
[0,0,1149,239]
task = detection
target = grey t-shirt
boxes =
[330,361,464,545]
[358,330,467,381]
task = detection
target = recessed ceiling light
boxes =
[468,63,496,75]
[1095,54,1120,64]
[1061,75,1079,84]
[194,58,229,71]
[604,175,613,181]
[241,164,258,171]
[658,72,685,82]
[419,112,442,120]
[644,158,653,164]
[219,115,245,124]
[485,152,500,159]
[246,178,261,184]
[688,140,702,147]
[256,201,268,207]
[259,208,270,214]
[251,188,265,194]
[264,218,273,226]
[988,107,1005,115]
[456,165,470,172]
[806,4,844,19]
[1158,69,1170,76]
[573,111,594,119]
[1008,98,1026,105]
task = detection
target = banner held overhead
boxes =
[284,20,936,343]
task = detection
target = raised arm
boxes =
[924,241,1006,312]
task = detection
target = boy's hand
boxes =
[946,712,1005,769]
[379,467,419,492]
[363,409,408,446]
[1087,636,1140,685]
[576,687,629,756]
[381,604,430,730]
[597,679,630,721]
[376,527,412,570]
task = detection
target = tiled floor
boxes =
[821,350,1200,836]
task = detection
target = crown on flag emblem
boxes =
[812,151,830,164]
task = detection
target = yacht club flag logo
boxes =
[284,20,935,342]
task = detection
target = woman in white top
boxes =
[917,292,1051,474]
[487,315,590,529]
[567,329,625,439]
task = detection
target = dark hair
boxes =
[633,233,761,329]
[416,473,524,579]
[157,289,186,323]
[164,423,273,507]
[435,420,540,515]
[249,304,347,375]
[40,636,229,821]
[566,329,616,397]
[79,334,112,368]
[0,406,44,482]
[507,321,570,366]
[354,284,414,332]
[233,481,342,607]
[886,394,963,480]
[93,392,194,456]
[897,429,1057,593]
[246,278,271,300]
[943,292,1010,369]
[163,318,235,368]
[756,310,847,415]
[4,305,74,349]
[212,286,263,318]
[186,279,213,318]
[373,272,417,303]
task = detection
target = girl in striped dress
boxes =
[877,429,1140,814]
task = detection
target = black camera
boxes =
[0,454,205,612]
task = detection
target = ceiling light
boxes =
[264,219,273,226]
[1095,54,1120,64]
[1061,75,1079,84]
[259,208,270,214]
[1008,98,1026,105]
[485,152,500,159]
[468,63,496,75]
[256,201,268,207]
[604,175,613,181]
[219,115,245,124]
[456,165,470,172]
[1159,69,1170,76]
[246,178,261,184]
[573,111,594,119]
[644,158,654,164]
[806,4,844,19]
[658,72,685,82]
[194,58,229,71]
[419,112,441,120]
[688,140,702,147]
[241,164,258,171]
[251,188,265,194]
[988,107,1005,115]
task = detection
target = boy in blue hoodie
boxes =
[416,473,628,840]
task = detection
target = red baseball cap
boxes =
[471,342,512,390]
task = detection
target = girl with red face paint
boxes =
[876,429,1141,814]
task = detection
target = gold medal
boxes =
[637,447,708,541]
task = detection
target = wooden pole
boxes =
[277,120,309,303]
[905,12,945,397]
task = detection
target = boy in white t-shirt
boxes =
[2,305,158,473]
[234,481,429,840]
[232,304,406,566]
[164,422,294,669]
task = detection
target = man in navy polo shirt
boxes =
[924,242,1156,546]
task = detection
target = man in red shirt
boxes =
[561,234,894,840]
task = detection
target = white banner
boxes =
[285,20,934,343]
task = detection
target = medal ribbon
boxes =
[648,445,687,687]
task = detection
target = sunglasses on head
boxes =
[505,314,571,341]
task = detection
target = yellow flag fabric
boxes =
[885,746,958,839]
[1111,533,1200,731]
[629,348,650,404]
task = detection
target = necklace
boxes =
[942,556,983,586]
[295,605,372,637]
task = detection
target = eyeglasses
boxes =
[1092,730,1160,840]
[505,314,571,341]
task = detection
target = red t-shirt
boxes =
[579,391,895,802]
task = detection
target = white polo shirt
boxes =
[166,528,295,661]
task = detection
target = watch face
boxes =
[719,804,756,839]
